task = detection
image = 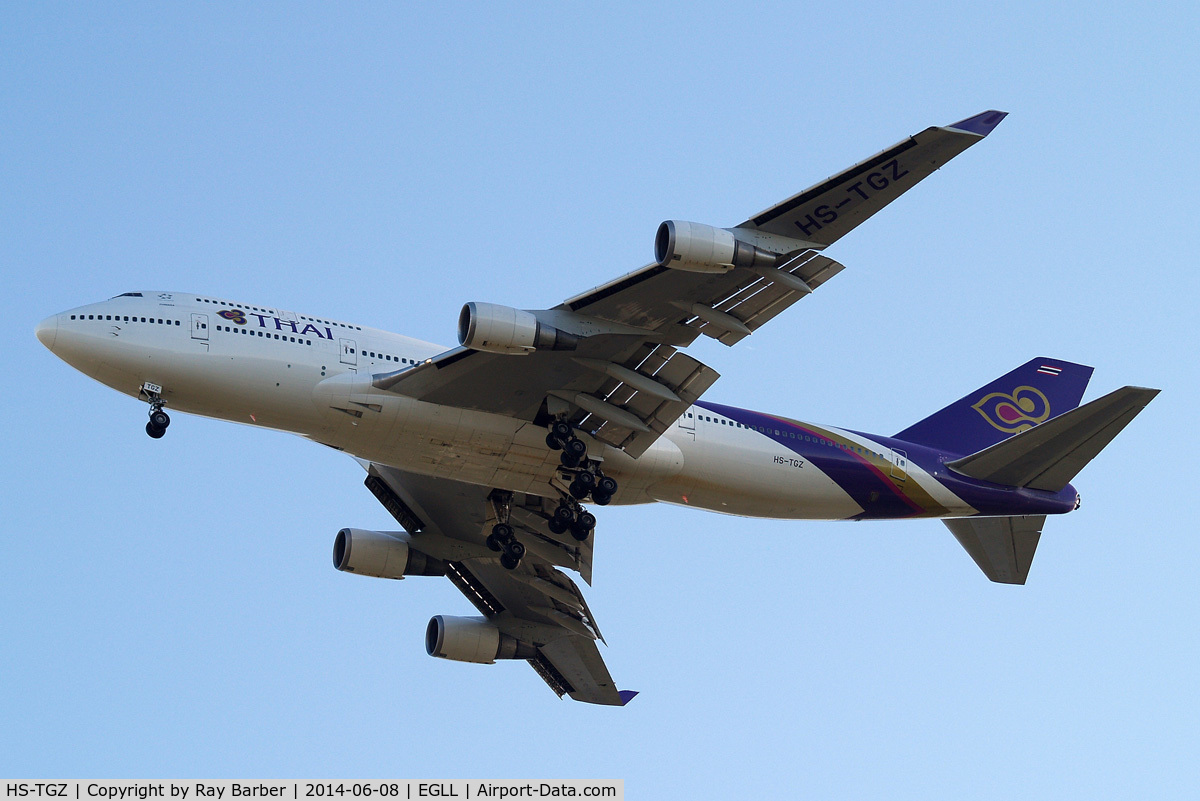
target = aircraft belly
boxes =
[314,389,687,500]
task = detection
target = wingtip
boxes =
[946,109,1009,136]
[618,690,639,705]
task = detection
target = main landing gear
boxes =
[486,491,526,571]
[484,423,619,570]
[548,498,596,542]
[544,420,619,505]
[141,382,171,439]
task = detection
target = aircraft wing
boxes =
[362,461,633,706]
[375,111,1006,458]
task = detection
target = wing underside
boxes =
[363,461,631,705]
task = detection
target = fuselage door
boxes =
[190,313,209,341]
[890,449,908,482]
[340,338,358,366]
[676,407,696,439]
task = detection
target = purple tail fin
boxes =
[894,358,1094,456]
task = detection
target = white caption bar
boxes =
[1,783,622,801]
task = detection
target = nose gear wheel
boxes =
[140,384,171,439]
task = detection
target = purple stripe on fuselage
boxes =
[695,400,1080,519]
[696,400,928,519]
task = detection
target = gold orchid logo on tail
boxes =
[972,386,1051,433]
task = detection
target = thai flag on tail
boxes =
[1037,365,1063,376]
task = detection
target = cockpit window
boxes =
[113,292,143,298]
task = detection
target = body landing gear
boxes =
[546,420,619,505]
[141,382,171,439]
[543,419,617,543]
[547,498,596,542]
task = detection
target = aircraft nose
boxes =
[35,314,59,351]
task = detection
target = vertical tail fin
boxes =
[894,358,1094,456]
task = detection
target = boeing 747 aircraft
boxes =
[36,111,1157,705]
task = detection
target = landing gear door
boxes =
[190,313,209,341]
[340,338,357,366]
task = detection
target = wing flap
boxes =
[697,251,845,345]
[576,344,719,458]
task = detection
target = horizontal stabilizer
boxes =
[944,515,1045,584]
[946,386,1159,492]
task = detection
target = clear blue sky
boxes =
[3,2,1198,796]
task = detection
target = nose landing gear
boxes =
[140,382,171,439]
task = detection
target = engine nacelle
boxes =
[457,302,578,355]
[655,220,782,273]
[425,615,537,664]
[333,528,446,580]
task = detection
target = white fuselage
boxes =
[37,292,977,521]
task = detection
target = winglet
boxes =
[946,110,1008,137]
[618,690,639,705]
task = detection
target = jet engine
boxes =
[655,220,782,273]
[425,615,537,664]
[332,528,446,579]
[457,302,578,355]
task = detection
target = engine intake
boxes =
[655,221,782,273]
[333,528,446,579]
[457,302,578,355]
[425,615,537,664]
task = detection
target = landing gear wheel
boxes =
[550,420,573,441]
[597,475,618,496]
[563,437,587,462]
[149,410,170,430]
[560,451,582,468]
[505,540,526,561]
[553,504,576,526]
[145,422,165,439]
[569,512,595,541]
[548,517,568,535]
[592,491,611,506]
[500,552,520,570]
[574,470,596,490]
[545,432,563,450]
[568,480,590,500]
